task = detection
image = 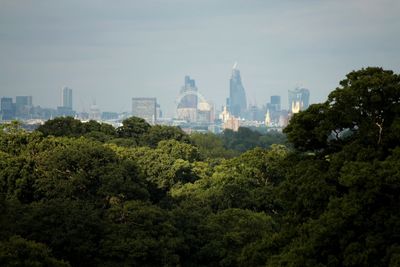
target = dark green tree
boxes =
[190,132,238,159]
[143,125,190,147]
[116,117,151,139]
[0,235,70,267]
[284,67,400,153]
[36,117,85,137]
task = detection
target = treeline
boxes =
[0,67,400,266]
[35,116,287,157]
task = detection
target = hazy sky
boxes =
[1,0,399,116]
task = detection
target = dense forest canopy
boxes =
[1,67,400,266]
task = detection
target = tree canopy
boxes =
[284,67,400,153]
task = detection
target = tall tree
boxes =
[284,67,400,153]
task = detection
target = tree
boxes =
[198,209,275,267]
[283,103,331,152]
[117,142,203,192]
[284,67,400,153]
[36,117,85,137]
[100,200,181,266]
[143,125,190,148]
[190,132,238,159]
[222,127,261,152]
[116,117,150,139]
[83,120,116,142]
[33,137,148,202]
[16,199,102,267]
[157,139,200,163]
[0,235,70,267]
[328,67,400,148]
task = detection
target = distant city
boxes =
[0,63,310,133]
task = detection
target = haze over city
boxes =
[1,0,400,116]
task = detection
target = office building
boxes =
[16,96,33,118]
[228,62,247,118]
[266,95,282,126]
[288,88,310,114]
[1,97,16,120]
[270,95,281,112]
[132,97,157,124]
[57,87,74,117]
[62,87,73,109]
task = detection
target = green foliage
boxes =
[191,132,239,159]
[16,199,101,267]
[32,137,149,202]
[36,117,85,137]
[101,200,181,266]
[36,117,116,142]
[111,141,204,193]
[198,209,275,267]
[143,125,190,148]
[222,127,261,152]
[284,103,331,152]
[0,121,39,156]
[171,146,288,213]
[284,67,400,153]
[0,235,70,267]
[117,116,151,139]
[190,129,287,160]
[222,127,287,153]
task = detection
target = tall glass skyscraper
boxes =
[62,87,73,109]
[229,63,247,118]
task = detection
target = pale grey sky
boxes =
[1,0,399,116]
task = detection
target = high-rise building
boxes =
[1,97,15,120]
[266,95,281,126]
[16,96,33,118]
[228,62,247,118]
[62,87,73,109]
[288,88,310,114]
[132,97,157,124]
[270,95,281,111]
[177,75,198,122]
[58,87,74,117]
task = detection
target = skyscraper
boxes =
[62,87,73,109]
[229,62,247,118]
[270,95,281,112]
[1,97,15,120]
[16,96,33,118]
[16,96,32,108]
[288,88,310,114]
[132,97,157,124]
[266,95,282,126]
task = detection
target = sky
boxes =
[1,0,399,117]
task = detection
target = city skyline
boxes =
[0,65,312,118]
[1,1,400,116]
